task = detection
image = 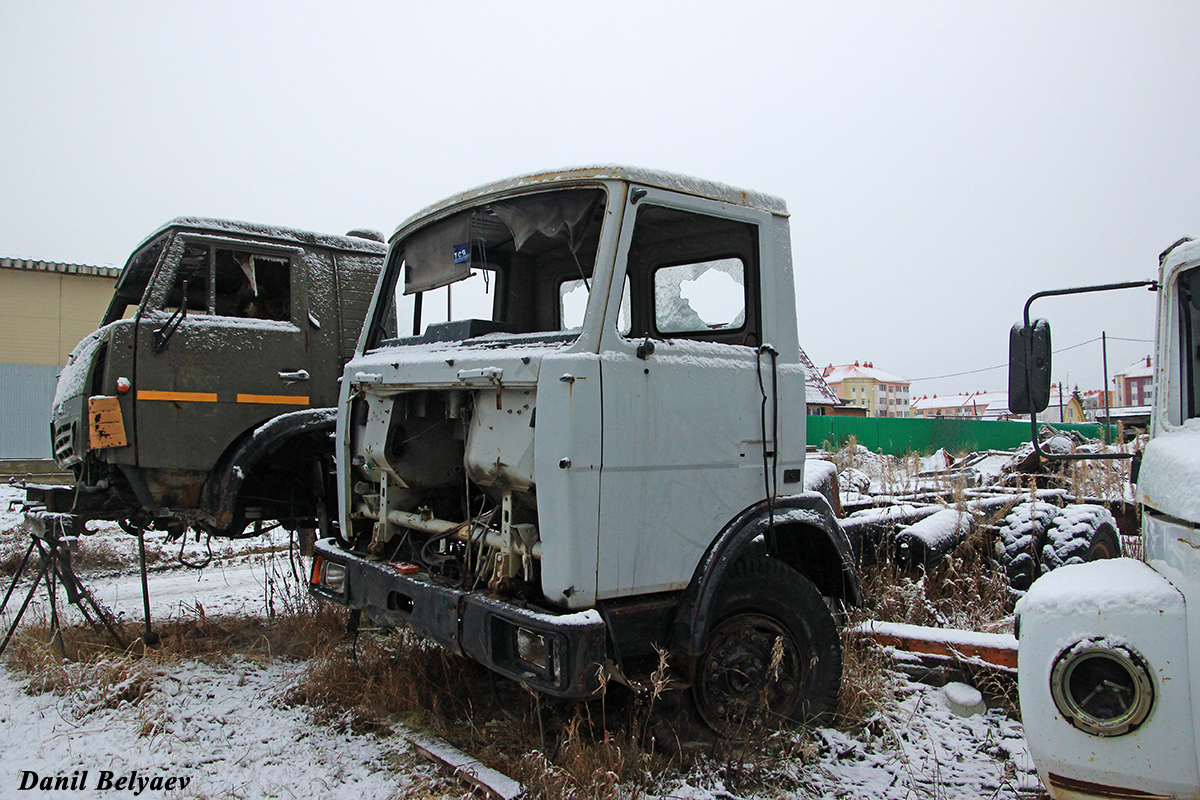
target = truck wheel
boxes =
[1041,504,1122,572]
[995,501,1060,591]
[693,557,841,734]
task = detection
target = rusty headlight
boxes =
[1050,638,1154,736]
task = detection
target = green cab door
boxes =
[132,235,315,475]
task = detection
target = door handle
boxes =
[278,369,310,383]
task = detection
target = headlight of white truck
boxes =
[1050,637,1154,736]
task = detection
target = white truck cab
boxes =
[1017,237,1200,799]
[310,167,859,731]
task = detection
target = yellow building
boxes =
[821,362,911,418]
[1,256,120,458]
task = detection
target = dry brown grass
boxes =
[833,442,1020,725]
[854,525,1013,632]
[288,628,682,800]
[826,434,860,473]
[4,599,347,672]
[836,621,898,730]
[1065,454,1132,505]
[0,526,177,579]
[68,536,137,573]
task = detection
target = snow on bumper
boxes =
[309,539,607,699]
[1016,558,1199,799]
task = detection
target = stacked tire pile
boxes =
[995,501,1122,591]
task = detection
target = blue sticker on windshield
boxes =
[453,243,470,265]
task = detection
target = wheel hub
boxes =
[696,613,803,731]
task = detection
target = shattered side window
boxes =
[622,205,759,346]
[654,258,745,334]
[159,243,292,321]
[560,274,629,333]
[615,276,632,337]
[559,278,589,330]
[213,249,291,321]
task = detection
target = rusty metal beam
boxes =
[856,620,1018,672]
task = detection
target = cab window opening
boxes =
[1178,266,1200,421]
[161,243,292,322]
[619,205,760,347]
[368,187,607,349]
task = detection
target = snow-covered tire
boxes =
[1041,504,1122,572]
[839,468,871,495]
[995,501,1060,591]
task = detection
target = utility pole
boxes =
[1102,331,1112,442]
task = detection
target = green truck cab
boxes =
[34,218,385,540]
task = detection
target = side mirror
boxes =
[1009,319,1051,414]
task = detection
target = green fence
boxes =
[806,415,1118,456]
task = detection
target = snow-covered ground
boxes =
[0,659,445,800]
[1,484,1044,799]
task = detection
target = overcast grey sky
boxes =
[3,2,1198,399]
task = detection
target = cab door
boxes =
[133,235,314,474]
[595,190,804,599]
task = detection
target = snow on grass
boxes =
[802,679,1039,798]
[2,482,307,624]
[0,658,446,799]
[646,678,1040,799]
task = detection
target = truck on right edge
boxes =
[1015,237,1200,799]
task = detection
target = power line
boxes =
[906,335,1149,382]
[907,362,1010,382]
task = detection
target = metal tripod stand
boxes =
[0,511,126,657]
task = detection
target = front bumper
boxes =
[1016,558,1198,799]
[309,538,607,698]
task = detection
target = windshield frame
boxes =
[101,233,170,324]
[364,184,613,352]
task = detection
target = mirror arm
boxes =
[1021,280,1158,463]
[152,279,189,353]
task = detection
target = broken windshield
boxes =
[367,187,607,349]
[102,234,168,324]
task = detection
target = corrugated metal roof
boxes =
[0,256,121,279]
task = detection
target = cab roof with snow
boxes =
[135,217,388,256]
[391,166,790,241]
